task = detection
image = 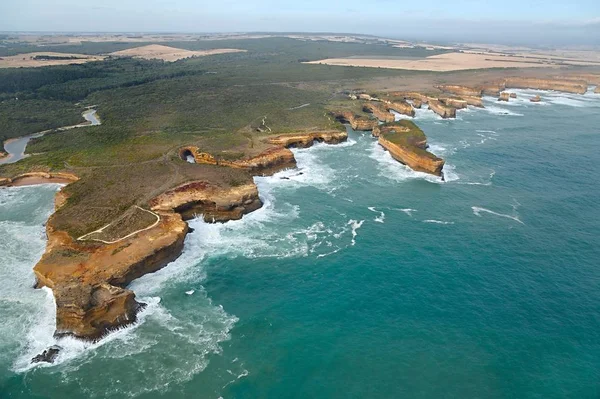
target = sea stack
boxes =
[498,92,510,102]
[530,95,542,103]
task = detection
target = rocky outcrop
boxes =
[435,85,482,97]
[439,97,468,109]
[498,92,510,102]
[384,100,415,117]
[595,87,600,94]
[150,181,262,222]
[265,130,348,147]
[32,178,264,341]
[375,121,444,176]
[504,77,587,94]
[481,82,505,96]
[428,100,456,119]
[31,346,61,364]
[530,95,541,102]
[412,98,423,109]
[331,110,377,131]
[463,96,484,107]
[509,93,517,98]
[363,102,395,122]
[34,209,189,341]
[0,151,6,160]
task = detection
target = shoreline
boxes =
[0,109,100,165]
[3,73,600,367]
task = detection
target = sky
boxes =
[1,0,599,46]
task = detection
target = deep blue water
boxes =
[1,89,599,398]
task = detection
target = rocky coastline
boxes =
[16,130,349,352]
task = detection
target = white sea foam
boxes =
[348,219,364,246]
[472,206,524,225]
[423,219,454,225]
[479,101,524,116]
[367,206,385,223]
[396,208,417,217]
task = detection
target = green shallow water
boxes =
[1,89,600,398]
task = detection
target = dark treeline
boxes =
[0,58,207,101]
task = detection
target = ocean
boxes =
[1,88,599,398]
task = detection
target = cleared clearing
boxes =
[306,52,600,72]
[109,44,246,62]
[0,52,105,68]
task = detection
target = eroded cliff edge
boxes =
[19,129,348,343]
[373,121,445,177]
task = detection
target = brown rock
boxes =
[439,97,468,109]
[428,100,456,118]
[331,110,378,131]
[384,100,415,117]
[504,77,587,94]
[435,85,482,97]
[498,92,510,102]
[509,93,517,98]
[462,96,484,108]
[376,121,444,176]
[363,102,395,123]
[530,95,542,102]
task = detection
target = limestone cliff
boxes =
[375,121,444,176]
[331,110,378,131]
[150,181,262,222]
[439,98,468,109]
[428,100,456,119]
[363,102,395,123]
[596,87,600,94]
[504,77,587,94]
[435,85,482,97]
[32,179,263,341]
[0,172,79,187]
[462,96,484,107]
[384,100,415,117]
[34,210,189,341]
[498,92,510,102]
[265,131,348,147]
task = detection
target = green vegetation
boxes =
[0,37,444,238]
[378,120,441,161]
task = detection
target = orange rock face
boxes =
[331,110,378,131]
[385,100,415,117]
[462,96,484,107]
[504,77,587,94]
[363,102,395,122]
[428,100,456,118]
[435,85,482,97]
[498,92,510,102]
[439,97,468,109]
[530,95,542,102]
[34,210,189,340]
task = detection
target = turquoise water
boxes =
[1,89,600,398]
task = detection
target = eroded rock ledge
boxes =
[373,121,444,176]
[26,130,348,343]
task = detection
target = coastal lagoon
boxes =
[1,90,599,398]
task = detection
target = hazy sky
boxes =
[1,0,599,45]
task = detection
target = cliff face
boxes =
[0,172,79,187]
[462,96,484,107]
[150,181,262,222]
[428,100,456,119]
[265,131,348,147]
[331,111,378,131]
[498,92,510,102]
[375,121,444,176]
[436,85,482,97]
[596,87,600,94]
[33,179,263,341]
[504,77,587,94]
[363,102,395,123]
[34,210,189,341]
[385,100,415,117]
[439,97,468,109]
